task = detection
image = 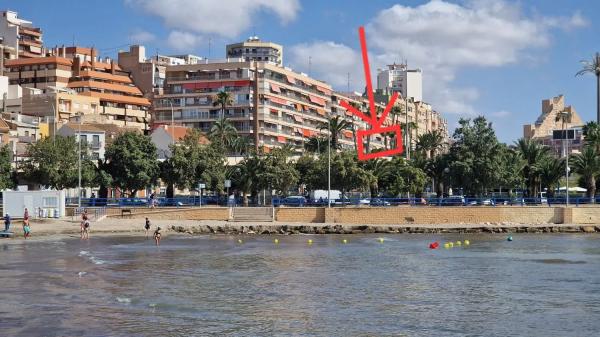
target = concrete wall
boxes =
[276,207,325,223]
[320,207,563,225]
[91,206,600,225]
[106,207,230,220]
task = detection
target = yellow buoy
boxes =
[444,243,450,249]
[464,240,470,245]
[308,239,313,245]
[456,241,462,246]
[449,242,454,248]
[274,238,279,244]
[237,239,243,244]
[378,238,384,243]
[342,239,348,244]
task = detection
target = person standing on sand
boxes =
[23,221,31,239]
[23,208,29,224]
[144,217,151,239]
[153,227,161,246]
[4,213,10,232]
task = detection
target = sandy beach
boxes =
[1,216,598,242]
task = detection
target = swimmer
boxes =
[82,220,90,240]
[154,227,162,246]
[144,217,151,239]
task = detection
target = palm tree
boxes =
[212,91,233,119]
[232,136,252,157]
[209,117,238,149]
[415,130,445,158]
[583,121,600,152]
[538,156,565,198]
[516,137,551,198]
[304,136,327,154]
[571,146,600,201]
[362,158,392,197]
[576,52,600,123]
[232,155,261,206]
[400,121,418,158]
[424,154,449,197]
[322,116,352,150]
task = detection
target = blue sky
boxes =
[3,0,599,143]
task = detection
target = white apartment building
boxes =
[377,63,423,102]
[226,37,283,66]
[0,10,44,60]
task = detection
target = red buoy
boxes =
[429,242,439,249]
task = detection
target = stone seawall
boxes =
[169,223,600,235]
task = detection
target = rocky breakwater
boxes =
[169,223,600,235]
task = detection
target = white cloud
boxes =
[126,0,300,38]
[362,0,588,116]
[490,110,512,118]
[287,41,363,89]
[167,30,203,51]
[129,29,156,43]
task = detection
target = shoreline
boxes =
[1,218,598,241]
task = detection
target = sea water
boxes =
[1,234,600,336]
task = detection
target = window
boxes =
[80,135,86,143]
[24,131,29,137]
[92,135,100,144]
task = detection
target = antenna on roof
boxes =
[347,72,350,92]
[208,37,211,60]
[308,56,312,77]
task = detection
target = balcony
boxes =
[90,141,102,149]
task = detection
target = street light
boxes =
[166,98,175,147]
[558,111,571,207]
[327,116,331,208]
[77,112,83,208]
[44,99,56,144]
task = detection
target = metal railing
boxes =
[62,196,600,208]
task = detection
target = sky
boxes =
[3,0,599,143]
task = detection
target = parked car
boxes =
[275,196,307,207]
[441,196,465,206]
[370,198,391,206]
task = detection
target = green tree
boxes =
[361,158,392,197]
[196,143,227,194]
[572,146,600,201]
[212,90,233,119]
[583,121,600,152]
[209,117,238,150]
[21,135,95,190]
[516,137,551,198]
[538,156,565,198]
[0,145,14,190]
[447,117,502,196]
[257,146,299,197]
[322,115,352,150]
[415,130,445,158]
[424,153,450,197]
[304,136,327,154]
[231,153,262,206]
[105,132,159,197]
[576,52,600,123]
[383,157,427,197]
[496,145,524,197]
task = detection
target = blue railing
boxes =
[63,196,600,208]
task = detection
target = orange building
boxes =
[4,46,150,130]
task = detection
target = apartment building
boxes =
[4,46,150,130]
[0,10,43,60]
[57,123,105,160]
[523,95,584,156]
[154,59,342,152]
[226,37,283,65]
[377,63,422,102]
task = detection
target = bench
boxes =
[121,209,132,218]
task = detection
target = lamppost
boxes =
[327,116,331,208]
[78,112,83,208]
[167,99,175,147]
[558,111,571,207]
[44,99,56,144]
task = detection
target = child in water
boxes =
[153,227,161,246]
[82,220,90,240]
[144,217,151,239]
